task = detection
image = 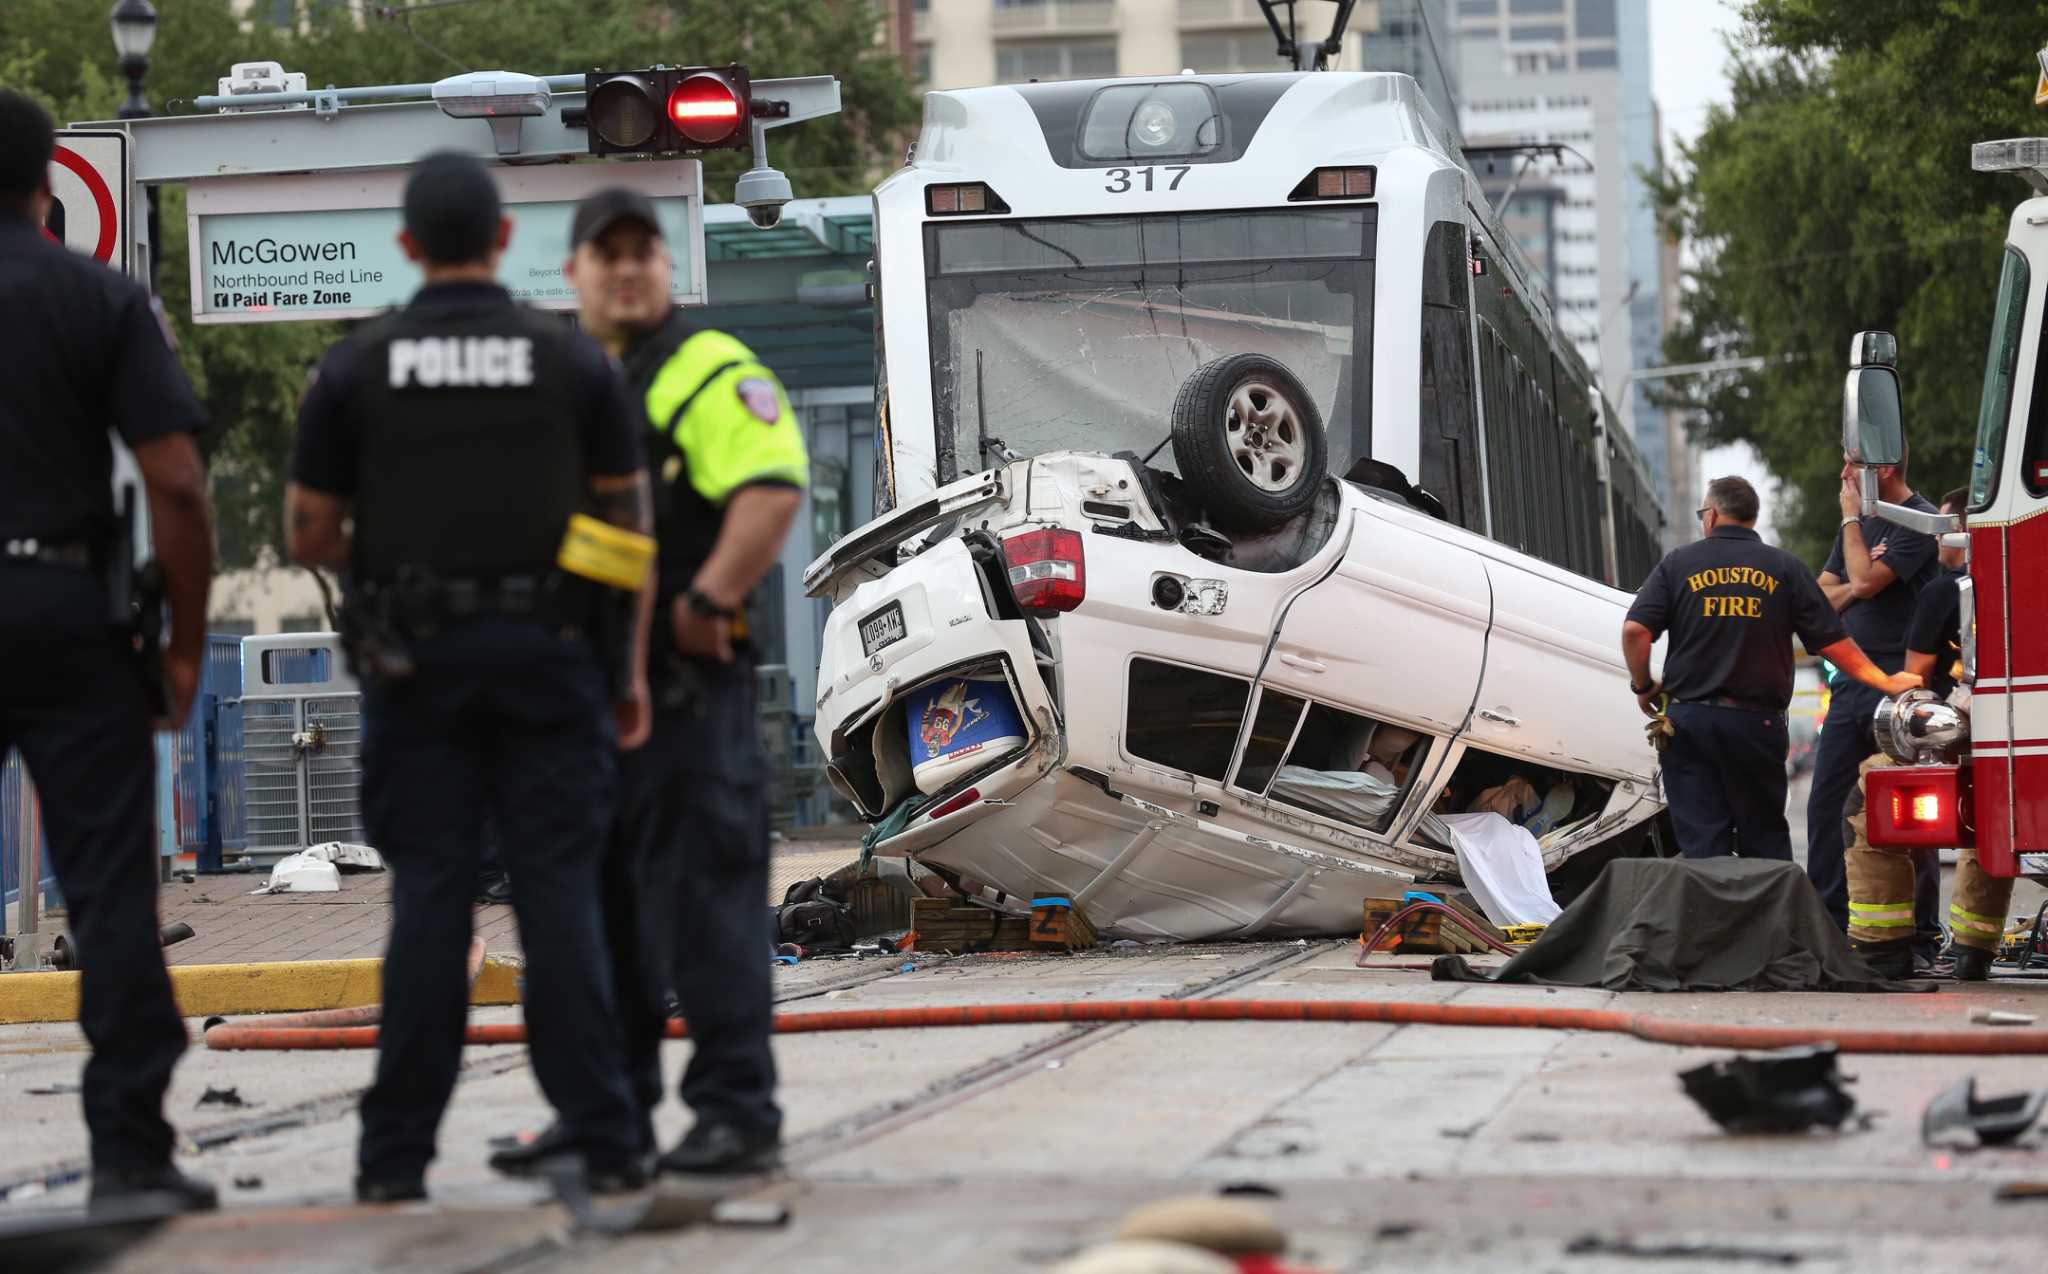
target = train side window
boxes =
[1125,657,1250,782]
[1264,702,1434,835]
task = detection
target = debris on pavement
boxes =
[24,1082,80,1096]
[1565,1234,1812,1265]
[196,1086,251,1109]
[1050,1239,1236,1274]
[709,1199,791,1228]
[1967,1006,2037,1026]
[1922,1077,2045,1149]
[233,1175,263,1190]
[1106,1191,1334,1273]
[1678,1045,1859,1133]
[1994,1181,2048,1202]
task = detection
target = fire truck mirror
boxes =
[1842,362,1904,470]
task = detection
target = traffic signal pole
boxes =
[74,73,840,183]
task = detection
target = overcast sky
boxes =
[1647,0,1778,538]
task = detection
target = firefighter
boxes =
[0,88,217,1215]
[489,186,805,1179]
[1808,445,1945,955]
[1622,476,1919,860]
[1843,488,2006,980]
[284,152,656,1200]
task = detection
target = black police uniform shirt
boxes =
[290,281,643,582]
[0,213,206,546]
[1822,495,1941,659]
[1905,565,1965,699]
[1626,524,1847,710]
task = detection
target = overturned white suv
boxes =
[803,70,1670,940]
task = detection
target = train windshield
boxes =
[923,206,1378,484]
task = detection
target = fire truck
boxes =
[1859,132,2048,886]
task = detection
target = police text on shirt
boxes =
[388,336,534,389]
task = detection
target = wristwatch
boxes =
[1840,515,1861,529]
[683,586,734,620]
[1630,678,1655,695]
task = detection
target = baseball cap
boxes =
[402,151,503,264]
[571,187,663,250]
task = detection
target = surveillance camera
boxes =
[736,164,793,231]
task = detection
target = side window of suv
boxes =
[1236,694,1435,836]
[1124,657,1251,782]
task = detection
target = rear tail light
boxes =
[1289,166,1376,200]
[1866,765,1969,848]
[1001,527,1086,613]
[927,787,981,820]
[926,182,1012,216]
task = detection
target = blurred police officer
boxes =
[1808,446,1943,953]
[1621,477,1918,860]
[285,152,656,1201]
[0,89,217,1215]
[491,187,805,1180]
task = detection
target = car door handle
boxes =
[1279,653,1326,673]
[1478,707,1520,727]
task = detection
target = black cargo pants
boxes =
[356,615,641,1182]
[0,565,188,1177]
[602,658,781,1143]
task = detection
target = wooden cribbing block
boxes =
[1028,896,1096,950]
[910,897,1036,953]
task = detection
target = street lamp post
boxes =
[109,0,159,290]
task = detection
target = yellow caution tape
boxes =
[557,513,655,592]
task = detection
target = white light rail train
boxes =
[802,65,1672,940]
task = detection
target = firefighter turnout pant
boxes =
[1845,755,2015,958]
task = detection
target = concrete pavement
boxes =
[4,941,2047,1272]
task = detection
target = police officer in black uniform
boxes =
[285,152,655,1201]
[490,188,805,1181]
[1621,476,1919,860]
[0,90,218,1215]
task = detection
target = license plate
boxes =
[859,601,907,658]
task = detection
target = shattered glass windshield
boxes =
[924,207,1377,483]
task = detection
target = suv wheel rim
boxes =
[1225,380,1305,492]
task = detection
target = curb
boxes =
[0,957,524,1025]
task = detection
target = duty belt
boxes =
[1682,693,1782,714]
[2,537,92,570]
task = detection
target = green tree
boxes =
[1654,0,2048,560]
[0,0,917,568]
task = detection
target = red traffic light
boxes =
[668,73,744,146]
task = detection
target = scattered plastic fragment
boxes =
[196,1086,249,1109]
[1923,1076,2046,1149]
[1678,1044,1857,1133]
[1968,1006,2037,1026]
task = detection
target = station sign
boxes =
[184,159,706,324]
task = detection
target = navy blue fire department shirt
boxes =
[1905,566,1965,699]
[1626,524,1847,710]
[1822,494,1941,662]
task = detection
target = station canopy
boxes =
[700,195,873,391]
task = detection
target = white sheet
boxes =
[1442,811,1562,928]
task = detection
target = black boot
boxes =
[487,1120,571,1179]
[87,1165,218,1217]
[355,1173,427,1204]
[1953,945,1995,982]
[1852,938,1915,980]
[655,1121,782,1177]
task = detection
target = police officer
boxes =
[284,152,655,1201]
[0,90,218,1215]
[490,187,805,1180]
[1621,476,1918,860]
[1808,446,1943,952]
[1843,487,2006,979]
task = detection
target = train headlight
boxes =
[1131,100,1177,149]
[1079,82,1220,162]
